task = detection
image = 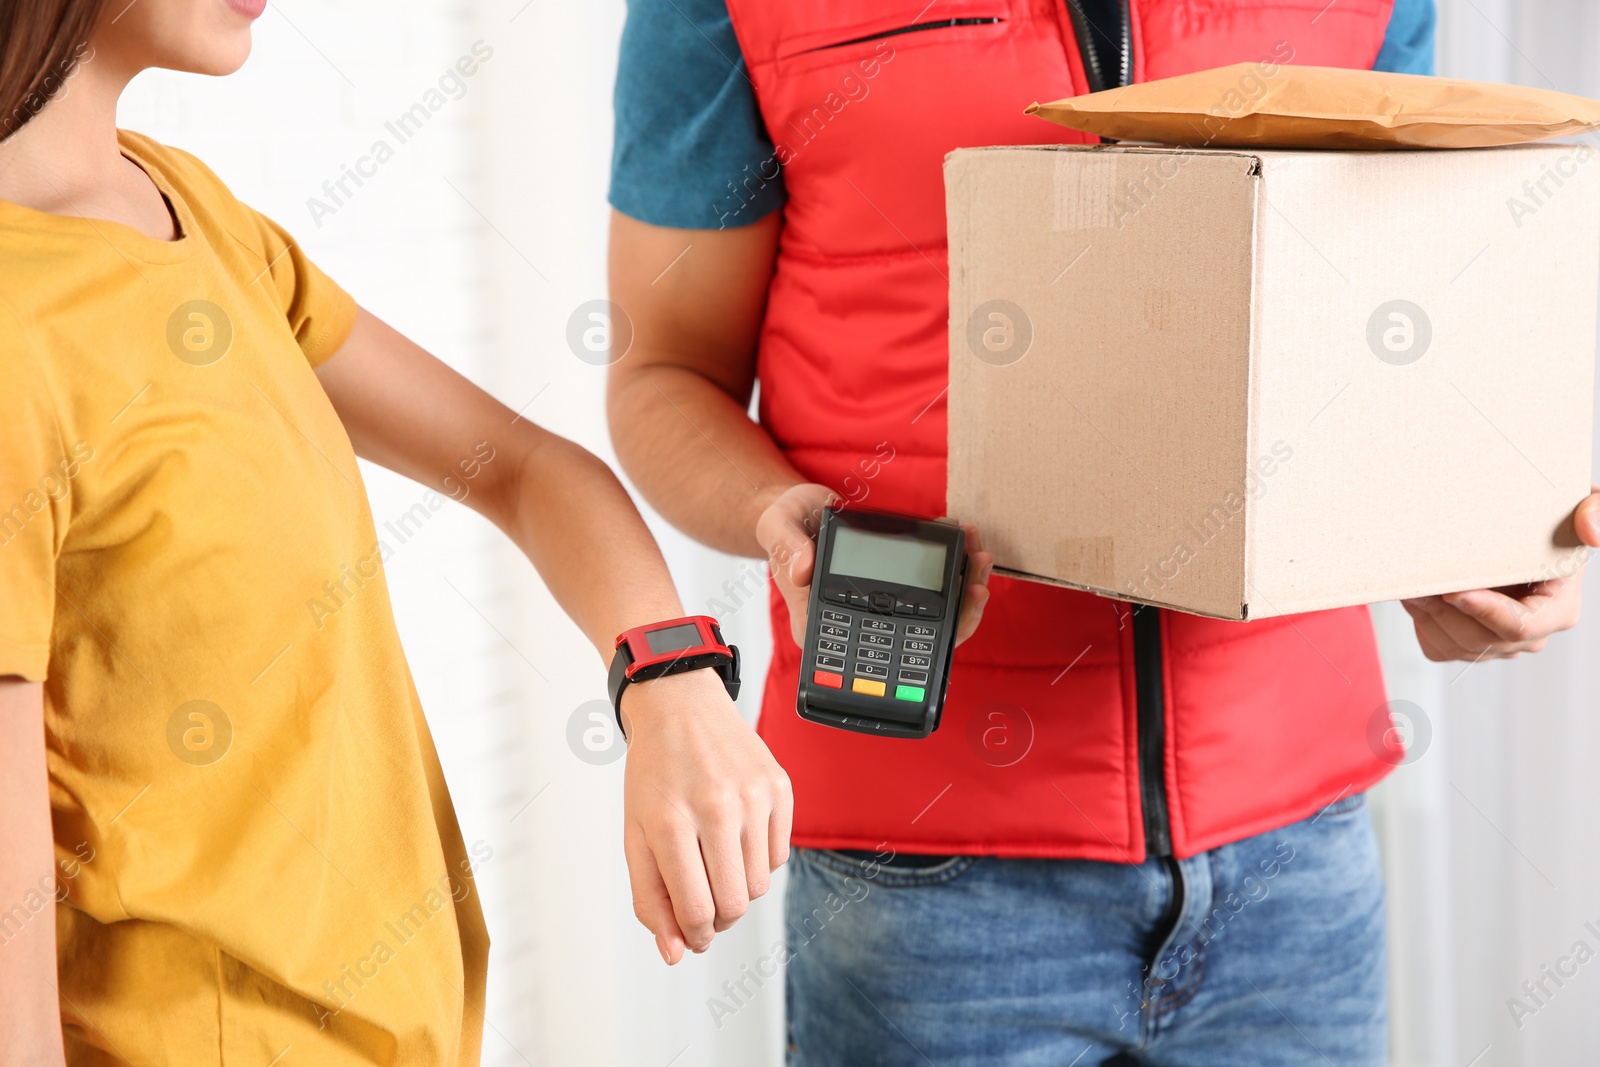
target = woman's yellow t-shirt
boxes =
[0,131,488,1065]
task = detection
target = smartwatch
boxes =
[608,615,741,737]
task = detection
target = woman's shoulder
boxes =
[117,129,228,192]
[116,129,295,275]
[116,129,260,233]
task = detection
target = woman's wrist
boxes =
[618,667,733,740]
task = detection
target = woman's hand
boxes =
[1401,489,1600,661]
[619,669,792,964]
[755,483,995,648]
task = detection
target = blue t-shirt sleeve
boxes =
[609,0,786,230]
[1372,0,1436,74]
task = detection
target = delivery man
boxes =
[605,0,1600,1062]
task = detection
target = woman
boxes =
[0,0,806,1061]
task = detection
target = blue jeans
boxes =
[784,793,1386,1066]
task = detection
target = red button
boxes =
[813,670,843,689]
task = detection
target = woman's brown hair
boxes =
[0,0,104,141]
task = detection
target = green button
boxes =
[894,684,926,702]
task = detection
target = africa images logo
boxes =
[166,700,233,766]
[966,299,1033,367]
[166,300,233,366]
[1366,299,1431,366]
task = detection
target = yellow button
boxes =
[851,677,887,697]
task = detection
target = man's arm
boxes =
[314,309,792,964]
[607,210,993,644]
[604,209,857,643]
[605,210,794,557]
[0,678,66,1067]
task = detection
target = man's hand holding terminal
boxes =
[755,483,996,650]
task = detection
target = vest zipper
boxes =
[1114,0,1132,89]
[1113,0,1162,856]
[1132,606,1170,857]
[1113,1,1163,856]
[1063,0,1132,94]
[1064,0,1164,857]
[804,17,1003,54]
[1063,0,1106,93]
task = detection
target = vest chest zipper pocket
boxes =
[802,17,1003,54]
[777,16,1007,63]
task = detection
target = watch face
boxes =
[643,622,703,654]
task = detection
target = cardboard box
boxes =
[946,143,1600,620]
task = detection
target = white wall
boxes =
[121,2,1600,1064]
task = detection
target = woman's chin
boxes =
[156,35,253,78]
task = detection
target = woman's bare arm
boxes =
[0,677,65,1066]
[313,309,792,963]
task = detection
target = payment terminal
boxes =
[796,505,967,738]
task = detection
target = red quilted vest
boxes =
[723,0,1398,861]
